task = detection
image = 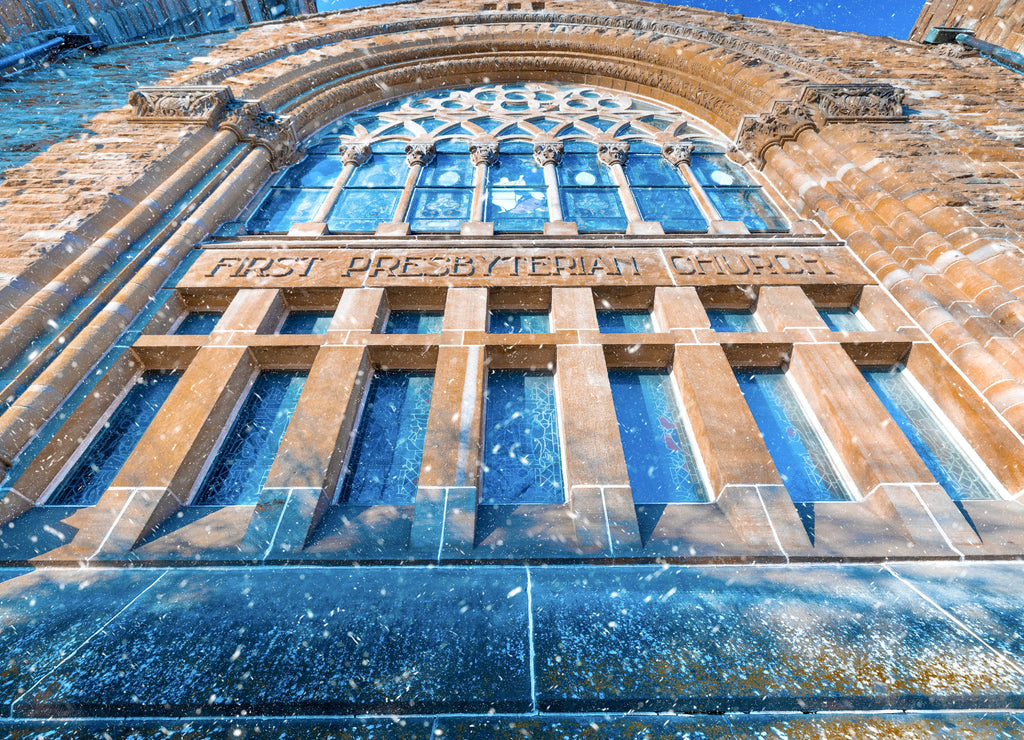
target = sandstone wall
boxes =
[911,0,1024,52]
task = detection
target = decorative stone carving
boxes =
[219,100,302,170]
[735,100,818,168]
[533,142,563,167]
[339,143,371,166]
[661,141,694,167]
[405,142,436,166]
[597,141,630,167]
[800,84,907,123]
[469,140,499,166]
[127,85,234,125]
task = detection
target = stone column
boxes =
[597,141,662,235]
[462,140,498,236]
[533,141,575,235]
[297,142,371,232]
[376,141,434,236]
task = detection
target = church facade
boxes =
[3,0,1024,735]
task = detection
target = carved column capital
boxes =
[128,85,235,125]
[469,140,499,166]
[405,142,436,166]
[219,100,303,171]
[597,141,630,167]
[735,101,818,168]
[533,142,564,167]
[661,141,694,167]
[340,143,371,166]
[799,83,906,122]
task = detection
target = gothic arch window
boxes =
[244,83,788,236]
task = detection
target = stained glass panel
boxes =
[560,189,627,231]
[338,371,434,505]
[49,372,179,506]
[276,155,344,188]
[327,189,402,232]
[706,188,788,231]
[408,188,473,232]
[488,310,550,333]
[609,370,706,503]
[707,310,759,332]
[820,308,871,332]
[631,187,707,231]
[487,153,545,188]
[417,153,474,187]
[597,311,654,333]
[486,188,548,232]
[736,371,849,503]
[689,153,754,187]
[384,311,444,334]
[347,154,409,188]
[174,312,220,335]
[193,372,306,506]
[481,370,564,504]
[280,311,334,335]
[248,189,329,233]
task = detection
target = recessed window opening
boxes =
[735,369,850,502]
[863,366,1002,500]
[279,310,334,335]
[336,370,434,505]
[481,369,565,505]
[597,310,654,333]
[384,310,444,334]
[819,307,872,332]
[192,371,306,506]
[47,371,180,506]
[609,369,707,503]
[173,312,221,335]
[707,309,760,332]
[488,309,550,333]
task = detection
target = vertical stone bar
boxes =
[327,287,385,342]
[212,288,284,342]
[310,143,370,223]
[468,140,498,223]
[662,141,723,222]
[534,141,564,222]
[652,286,710,343]
[551,287,599,333]
[442,287,488,334]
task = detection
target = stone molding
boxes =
[127,85,235,125]
[799,83,907,123]
[219,100,303,170]
[735,100,818,168]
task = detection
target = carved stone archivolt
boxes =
[219,100,302,170]
[127,85,235,125]
[735,100,818,167]
[800,84,907,123]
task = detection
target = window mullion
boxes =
[312,143,369,223]
[597,142,644,224]
[469,140,498,222]
[533,142,565,223]
[662,142,723,222]
[392,142,435,224]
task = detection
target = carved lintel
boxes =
[800,83,907,123]
[405,141,436,166]
[340,142,371,166]
[469,140,499,167]
[661,141,694,167]
[597,141,629,167]
[127,85,235,126]
[533,142,564,167]
[219,100,302,170]
[735,100,817,168]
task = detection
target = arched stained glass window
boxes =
[245,83,788,235]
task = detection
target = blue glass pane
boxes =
[820,308,871,331]
[609,370,706,503]
[408,188,473,232]
[412,117,449,133]
[557,153,614,187]
[193,372,306,506]
[276,155,344,188]
[631,187,707,231]
[347,154,409,187]
[486,188,548,232]
[435,139,470,154]
[581,116,617,132]
[707,310,759,332]
[280,311,333,334]
[526,117,561,132]
[625,154,685,186]
[327,189,402,232]
[560,189,627,231]
[385,311,444,334]
[248,189,329,233]
[487,154,544,187]
[864,368,998,500]
[174,312,220,335]
[597,311,654,333]
[339,372,433,505]
[736,371,848,502]
[466,117,504,132]
[706,188,788,231]
[49,372,179,506]
[371,140,408,154]
[689,153,753,187]
[482,371,564,504]
[627,140,662,154]
[417,154,474,187]
[489,310,550,333]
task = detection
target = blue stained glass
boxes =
[327,189,402,232]
[557,153,614,187]
[408,188,473,232]
[706,188,788,231]
[174,312,220,335]
[467,117,505,132]
[280,311,333,334]
[487,154,545,187]
[248,188,329,233]
[625,154,685,186]
[385,310,444,334]
[609,370,706,503]
[339,372,434,505]
[526,117,562,132]
[820,308,871,331]
[689,153,753,187]
[560,189,627,231]
[707,309,759,332]
[486,188,548,232]
[418,154,474,187]
[276,155,344,188]
[581,116,617,131]
[736,371,848,503]
[864,368,999,500]
[347,154,409,188]
[411,117,449,132]
[49,372,179,506]
[489,310,550,333]
[555,124,591,137]
[597,311,654,333]
[631,187,707,232]
[193,372,306,506]
[482,370,564,505]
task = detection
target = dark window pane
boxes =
[248,188,329,233]
[820,308,871,332]
[280,311,333,334]
[385,311,444,334]
[706,310,759,332]
[597,311,653,333]
[631,187,707,231]
[488,310,549,333]
[174,312,220,335]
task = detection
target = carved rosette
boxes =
[533,142,563,167]
[219,101,303,171]
[340,143,371,166]
[597,141,630,167]
[469,140,499,167]
[661,141,694,167]
[799,84,907,123]
[127,85,235,125]
[735,100,818,168]
[405,142,436,166]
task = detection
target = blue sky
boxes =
[317,0,924,39]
